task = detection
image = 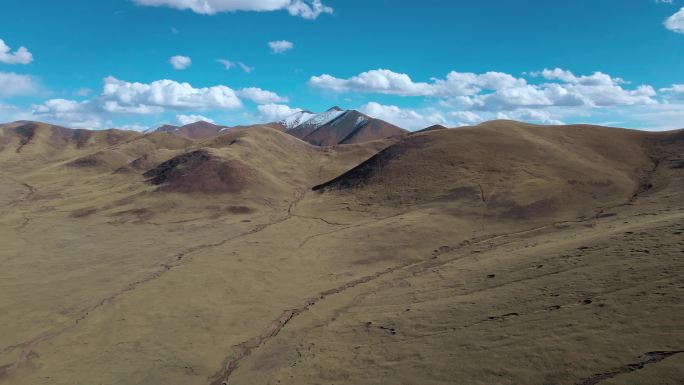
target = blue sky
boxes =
[1,0,684,130]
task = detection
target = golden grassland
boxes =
[0,121,682,385]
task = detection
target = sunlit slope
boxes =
[314,121,663,222]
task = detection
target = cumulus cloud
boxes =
[660,84,684,100]
[531,68,626,86]
[0,72,39,97]
[217,59,254,73]
[268,40,294,54]
[257,103,303,121]
[310,70,435,96]
[177,114,215,125]
[29,76,290,129]
[496,109,564,125]
[170,55,192,70]
[361,102,451,130]
[309,69,527,97]
[665,7,684,34]
[237,87,288,104]
[474,68,657,110]
[315,68,658,119]
[30,77,250,127]
[661,84,684,93]
[134,0,332,19]
[32,99,104,129]
[448,110,484,126]
[101,76,243,112]
[307,67,667,130]
[0,102,32,123]
[0,38,33,65]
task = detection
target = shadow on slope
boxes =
[313,121,667,221]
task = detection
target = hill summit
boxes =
[278,106,408,146]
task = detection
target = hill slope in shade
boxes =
[1,120,683,385]
[280,107,408,146]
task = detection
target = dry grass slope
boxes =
[0,120,682,385]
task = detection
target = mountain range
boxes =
[146,106,407,145]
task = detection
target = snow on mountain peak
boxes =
[280,111,316,130]
[280,107,346,131]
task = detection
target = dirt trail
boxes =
[576,351,684,385]
[0,174,36,209]
[207,156,678,385]
[0,191,307,380]
[207,208,649,385]
[0,176,36,231]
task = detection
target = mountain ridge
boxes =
[277,107,408,146]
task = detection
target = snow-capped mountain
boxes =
[280,110,317,130]
[279,107,408,146]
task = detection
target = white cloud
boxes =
[0,38,33,65]
[257,103,302,121]
[316,68,658,117]
[531,68,626,86]
[134,0,332,19]
[268,40,294,54]
[309,69,527,97]
[309,67,666,131]
[237,87,288,104]
[536,71,653,108]
[661,84,684,93]
[287,0,332,19]
[496,109,564,125]
[665,7,684,34]
[661,84,684,100]
[30,76,251,127]
[177,114,215,125]
[217,59,234,70]
[32,99,104,129]
[170,55,192,70]
[603,102,684,131]
[360,102,451,130]
[28,76,284,128]
[101,76,243,112]
[0,103,32,123]
[0,72,39,97]
[217,59,254,73]
[458,82,656,111]
[237,62,254,73]
[310,70,435,96]
[448,110,484,126]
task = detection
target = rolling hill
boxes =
[313,120,662,221]
[1,119,683,385]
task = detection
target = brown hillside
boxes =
[141,125,399,197]
[2,119,684,385]
[314,121,663,221]
[144,150,253,193]
[153,121,227,139]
